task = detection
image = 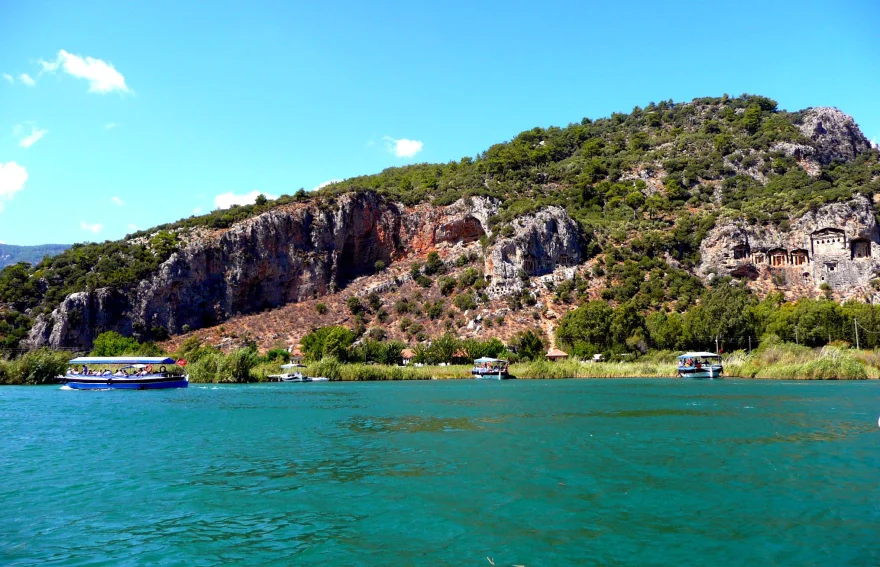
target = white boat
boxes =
[677,352,723,379]
[268,363,329,382]
[472,357,511,380]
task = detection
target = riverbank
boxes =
[4,343,880,384]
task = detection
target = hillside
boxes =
[2,94,879,354]
[0,244,70,269]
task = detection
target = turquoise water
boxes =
[2,379,879,566]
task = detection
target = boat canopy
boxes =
[474,357,506,364]
[68,356,177,365]
[677,352,721,359]
[280,363,306,369]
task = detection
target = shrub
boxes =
[223,348,259,383]
[315,303,328,315]
[3,348,69,385]
[188,352,224,383]
[347,296,363,315]
[453,292,477,312]
[374,260,386,273]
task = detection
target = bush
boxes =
[188,352,224,383]
[374,260,386,273]
[453,292,477,311]
[315,303,328,315]
[223,348,259,383]
[1,348,70,385]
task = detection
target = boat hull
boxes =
[63,375,189,390]
[678,365,723,379]
[473,373,512,380]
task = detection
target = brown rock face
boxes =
[26,193,579,350]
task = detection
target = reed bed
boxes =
[726,344,880,380]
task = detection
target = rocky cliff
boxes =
[699,195,880,298]
[27,192,583,349]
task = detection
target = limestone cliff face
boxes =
[699,195,880,297]
[486,206,583,297]
[26,193,581,349]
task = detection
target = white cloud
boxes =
[313,179,343,191]
[18,73,35,87]
[0,162,29,212]
[40,49,130,94]
[105,122,118,130]
[80,221,103,234]
[383,136,424,158]
[127,223,138,231]
[2,73,13,84]
[111,196,124,206]
[192,207,202,214]
[214,190,277,210]
[18,126,47,149]
[871,137,879,150]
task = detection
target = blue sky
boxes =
[1,0,878,245]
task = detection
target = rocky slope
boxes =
[27,193,582,349]
[5,94,879,352]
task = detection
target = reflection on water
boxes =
[1,379,879,566]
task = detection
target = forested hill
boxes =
[0,244,70,269]
[2,93,879,351]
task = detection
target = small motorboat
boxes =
[677,352,723,379]
[269,363,329,382]
[61,357,189,390]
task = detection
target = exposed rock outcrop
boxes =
[798,107,871,165]
[699,196,880,298]
[26,193,577,350]
[486,206,583,297]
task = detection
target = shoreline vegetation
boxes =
[2,340,879,385]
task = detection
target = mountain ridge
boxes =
[2,93,879,352]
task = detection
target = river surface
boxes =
[1,379,879,566]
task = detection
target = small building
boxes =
[401,348,416,366]
[546,348,569,362]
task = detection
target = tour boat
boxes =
[62,357,189,390]
[677,352,723,379]
[472,357,511,380]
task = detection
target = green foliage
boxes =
[511,329,545,361]
[0,348,70,385]
[374,260,386,273]
[438,276,456,296]
[453,292,477,311]
[223,348,260,383]
[301,326,356,362]
[423,251,445,275]
[315,303,328,315]
[90,331,161,356]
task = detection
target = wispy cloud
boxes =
[127,223,138,231]
[313,179,343,191]
[383,136,424,158]
[80,221,103,234]
[0,162,29,213]
[214,190,276,210]
[111,196,124,206]
[871,136,878,150]
[40,49,130,94]
[18,126,47,149]
[192,207,202,215]
[18,73,35,87]
[105,122,118,130]
[2,73,14,84]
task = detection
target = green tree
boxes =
[512,329,546,361]
[555,301,613,354]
